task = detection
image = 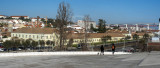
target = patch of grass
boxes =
[93,42,104,45]
[71,44,77,47]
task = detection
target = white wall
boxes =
[11,16,29,19]
[11,33,55,41]
[0,16,6,18]
[77,20,96,29]
[31,18,41,22]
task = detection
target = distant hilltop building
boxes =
[10,16,29,19]
[77,20,96,29]
[31,18,42,22]
[0,15,7,19]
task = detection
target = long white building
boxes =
[10,16,29,19]
[0,15,7,19]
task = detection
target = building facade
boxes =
[0,15,7,19]
[77,20,96,29]
[31,18,42,22]
[11,28,58,46]
[11,27,127,46]
[10,16,29,19]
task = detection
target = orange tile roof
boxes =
[106,29,128,33]
[132,33,145,36]
[72,25,80,27]
[11,16,28,17]
[66,33,125,39]
[147,30,159,32]
[13,27,57,34]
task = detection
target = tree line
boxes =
[3,38,55,52]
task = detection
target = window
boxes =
[33,35,34,38]
[22,35,24,38]
[46,36,48,39]
[75,40,77,42]
[37,35,38,39]
[19,34,20,37]
[26,35,27,38]
[29,35,31,38]
[50,36,52,39]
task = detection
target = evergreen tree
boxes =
[132,34,139,40]
[41,18,45,22]
[19,16,24,20]
[101,35,112,45]
[98,19,106,33]
[3,40,13,52]
[90,24,97,32]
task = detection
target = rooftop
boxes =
[0,15,5,16]
[11,16,28,17]
[67,33,125,39]
[106,29,128,33]
[13,27,57,34]
[132,33,145,36]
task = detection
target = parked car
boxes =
[77,44,82,49]
[17,48,22,51]
[27,48,31,50]
[0,48,4,52]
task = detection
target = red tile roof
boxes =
[11,16,28,17]
[0,15,5,16]
[132,33,145,36]
[72,25,80,27]
[106,29,128,33]
[13,27,57,34]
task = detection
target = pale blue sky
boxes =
[0,0,160,24]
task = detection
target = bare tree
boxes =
[56,2,73,50]
[83,15,91,50]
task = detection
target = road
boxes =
[0,52,160,68]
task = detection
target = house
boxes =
[132,33,145,39]
[66,33,125,44]
[0,15,7,19]
[10,16,29,19]
[11,27,57,40]
[106,29,131,37]
[67,25,85,33]
[31,18,42,22]
[77,20,96,29]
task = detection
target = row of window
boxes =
[12,34,53,39]
[73,39,102,43]
[73,38,119,43]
